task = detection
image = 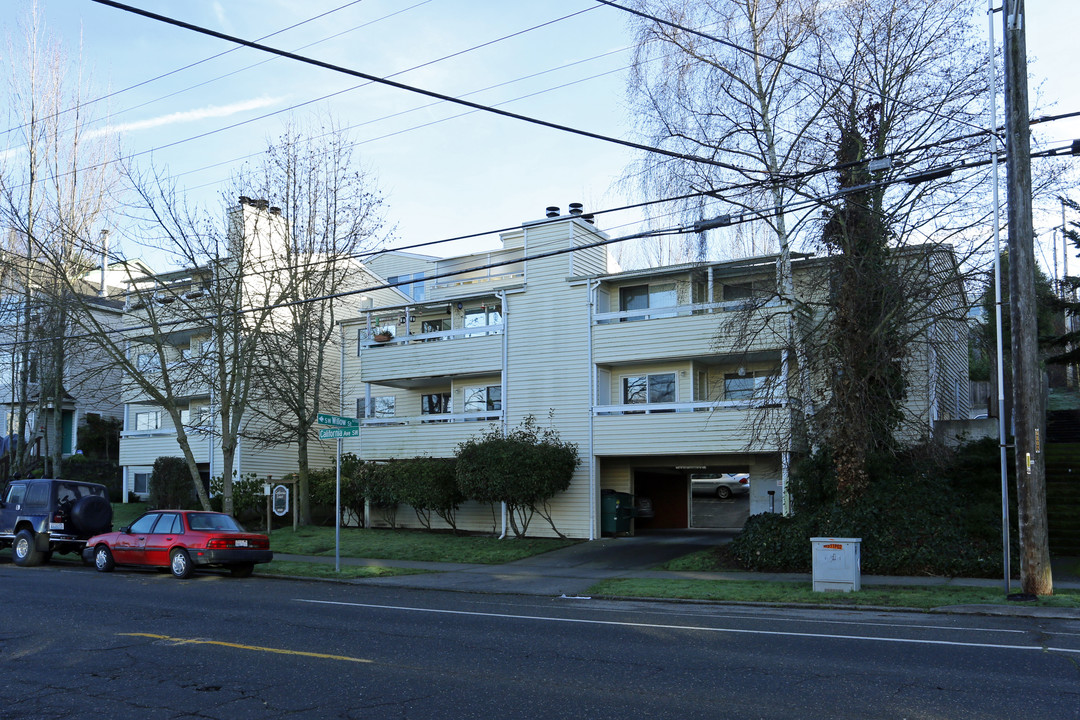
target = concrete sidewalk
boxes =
[272,532,1080,618]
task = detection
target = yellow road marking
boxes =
[119,633,373,664]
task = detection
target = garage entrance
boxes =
[632,469,687,530]
[631,467,750,531]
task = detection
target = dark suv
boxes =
[0,479,113,566]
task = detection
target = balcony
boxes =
[592,400,790,455]
[357,411,502,458]
[591,300,792,364]
[359,324,504,384]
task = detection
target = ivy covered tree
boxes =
[818,103,907,503]
[456,416,579,538]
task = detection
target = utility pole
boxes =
[1003,0,1053,596]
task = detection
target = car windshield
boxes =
[186,513,245,532]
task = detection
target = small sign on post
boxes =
[272,484,289,517]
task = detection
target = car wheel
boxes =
[12,529,43,567]
[94,545,116,572]
[230,563,255,578]
[716,486,733,499]
[170,548,194,579]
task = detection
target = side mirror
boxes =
[120,526,131,534]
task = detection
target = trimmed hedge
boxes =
[730,441,1014,577]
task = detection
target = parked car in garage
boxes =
[690,473,749,499]
[83,510,272,579]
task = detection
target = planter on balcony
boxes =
[372,331,393,343]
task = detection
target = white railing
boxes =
[359,323,504,349]
[593,298,784,324]
[593,399,786,415]
[361,411,502,427]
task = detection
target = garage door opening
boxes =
[690,472,750,529]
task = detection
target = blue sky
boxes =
[4,1,1078,272]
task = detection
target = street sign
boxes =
[319,427,360,440]
[317,413,358,427]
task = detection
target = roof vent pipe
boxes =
[569,202,583,216]
[545,206,560,218]
[269,206,282,216]
[238,195,252,206]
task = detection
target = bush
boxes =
[456,416,579,538]
[148,456,196,510]
[729,441,1012,577]
[61,456,122,501]
[209,472,265,521]
[392,457,462,531]
[357,462,400,528]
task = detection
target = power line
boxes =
[0,0,372,139]
[88,0,762,177]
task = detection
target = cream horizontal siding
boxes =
[593,408,784,455]
[359,333,503,384]
[120,432,212,466]
[592,308,789,365]
[357,420,498,460]
[365,252,436,283]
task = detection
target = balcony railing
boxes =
[359,323,504,349]
[593,399,786,415]
[361,411,502,427]
[593,298,783,325]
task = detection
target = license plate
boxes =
[235,539,248,547]
[50,522,65,530]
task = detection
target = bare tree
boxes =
[623,0,992,490]
[0,3,116,477]
[239,117,388,524]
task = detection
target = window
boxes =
[464,305,502,336]
[135,352,161,372]
[5,483,26,504]
[132,472,150,494]
[134,411,161,431]
[464,385,501,413]
[422,392,451,415]
[152,513,182,534]
[129,513,158,534]
[360,396,395,419]
[622,373,676,405]
[421,318,446,340]
[721,278,775,304]
[25,483,48,507]
[724,371,772,400]
[619,283,677,320]
[388,273,425,301]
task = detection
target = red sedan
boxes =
[83,510,272,579]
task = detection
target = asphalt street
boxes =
[2,561,1079,719]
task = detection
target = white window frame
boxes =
[134,410,161,432]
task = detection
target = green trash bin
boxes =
[601,490,634,535]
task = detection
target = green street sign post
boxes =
[317,413,358,428]
[319,427,360,440]
[317,413,360,572]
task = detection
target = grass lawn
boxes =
[588,578,1080,609]
[255,561,429,580]
[111,501,149,528]
[268,525,578,564]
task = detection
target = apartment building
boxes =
[0,249,131,470]
[118,198,403,499]
[340,207,970,539]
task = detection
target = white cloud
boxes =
[93,96,286,137]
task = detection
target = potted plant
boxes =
[371,326,393,343]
